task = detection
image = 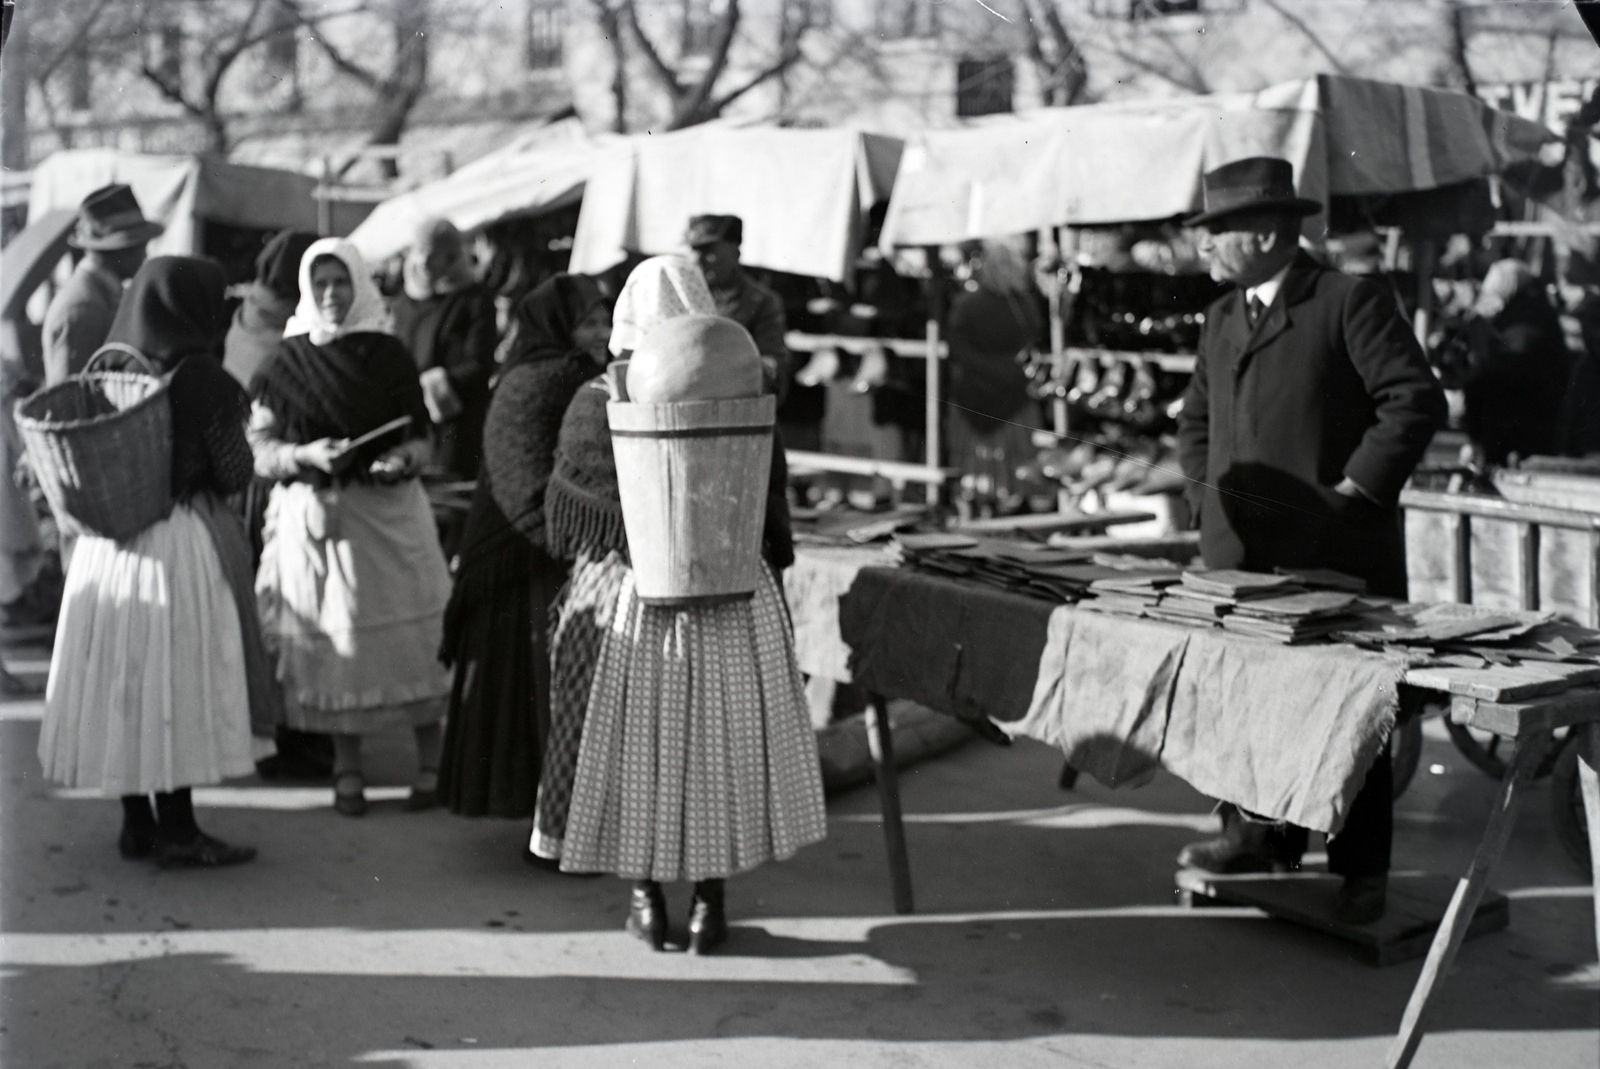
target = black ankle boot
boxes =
[119,795,156,860]
[625,881,666,951]
[687,879,727,956]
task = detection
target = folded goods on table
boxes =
[793,506,929,546]
[1221,612,1366,644]
[1332,601,1550,648]
[1179,569,1303,600]
[1228,590,1359,620]
[1272,566,1368,594]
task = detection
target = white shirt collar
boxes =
[1245,259,1293,312]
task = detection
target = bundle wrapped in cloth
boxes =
[607,315,776,605]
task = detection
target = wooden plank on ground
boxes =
[1174,869,1509,968]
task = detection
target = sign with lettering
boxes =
[1477,79,1598,131]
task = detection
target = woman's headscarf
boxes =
[106,256,229,372]
[283,237,391,345]
[403,217,478,301]
[608,254,715,356]
[504,273,604,369]
[256,229,319,303]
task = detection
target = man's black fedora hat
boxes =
[68,184,165,251]
[1186,156,1322,227]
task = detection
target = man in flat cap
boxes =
[43,184,164,385]
[1175,157,1446,924]
[685,214,790,398]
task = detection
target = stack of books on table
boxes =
[1079,574,1182,617]
[1221,589,1365,643]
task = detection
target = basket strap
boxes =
[85,343,158,377]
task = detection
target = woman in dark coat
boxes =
[437,274,611,822]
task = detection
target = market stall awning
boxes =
[568,125,904,283]
[879,75,1556,247]
[0,209,74,321]
[27,150,323,255]
[345,120,621,263]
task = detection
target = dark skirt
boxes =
[437,537,567,818]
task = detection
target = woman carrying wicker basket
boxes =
[37,257,270,867]
[249,238,452,817]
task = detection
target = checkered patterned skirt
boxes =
[531,549,827,882]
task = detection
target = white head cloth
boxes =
[608,254,716,357]
[283,237,392,345]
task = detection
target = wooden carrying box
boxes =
[608,394,776,605]
[1403,486,1600,626]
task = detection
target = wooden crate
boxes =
[1403,489,1600,626]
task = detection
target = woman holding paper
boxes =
[248,238,453,816]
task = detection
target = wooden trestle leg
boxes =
[1384,733,1551,1069]
[1582,722,1600,965]
[866,695,914,915]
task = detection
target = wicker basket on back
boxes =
[14,344,174,542]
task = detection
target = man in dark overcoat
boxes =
[1175,157,1446,923]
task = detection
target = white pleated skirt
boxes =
[39,502,261,795]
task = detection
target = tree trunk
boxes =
[2,2,29,169]
[369,0,429,178]
[599,4,628,133]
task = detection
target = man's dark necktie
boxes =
[1247,295,1266,326]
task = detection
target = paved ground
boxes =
[2,640,1596,1068]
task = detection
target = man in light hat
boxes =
[685,214,790,399]
[42,184,164,385]
[1174,157,1446,924]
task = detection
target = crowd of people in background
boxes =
[9,185,826,955]
[10,176,1600,941]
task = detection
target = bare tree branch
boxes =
[306,20,383,88]
[27,0,118,82]
[624,0,684,96]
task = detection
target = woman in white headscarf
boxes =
[606,254,717,357]
[528,255,717,869]
[528,257,821,958]
[248,238,453,816]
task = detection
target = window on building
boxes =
[526,0,565,69]
[956,56,1013,117]
[150,24,183,87]
[875,0,938,39]
[796,0,832,31]
[68,44,91,111]
[1090,0,1212,17]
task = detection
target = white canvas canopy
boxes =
[346,119,621,262]
[568,125,904,284]
[28,149,322,254]
[879,75,1556,248]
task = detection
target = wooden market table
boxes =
[785,547,1600,1069]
